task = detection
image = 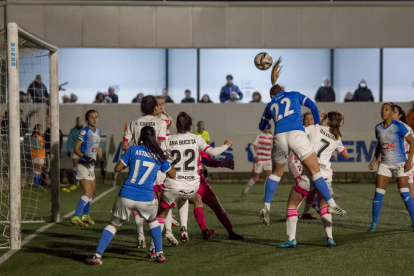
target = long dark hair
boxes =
[324,111,344,140]
[31,124,42,137]
[137,126,167,165]
[176,112,192,134]
[392,103,407,124]
[85,109,98,122]
[141,95,158,116]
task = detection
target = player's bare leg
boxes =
[301,189,318,220]
[261,162,284,225]
[242,172,260,201]
[189,194,215,241]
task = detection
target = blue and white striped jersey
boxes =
[78,126,101,165]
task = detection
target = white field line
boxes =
[0,186,117,266]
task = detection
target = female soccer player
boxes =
[241,123,273,200]
[146,112,232,257]
[279,111,349,248]
[368,103,414,232]
[31,124,45,187]
[392,104,414,198]
[90,126,176,265]
[71,110,103,226]
[258,57,346,226]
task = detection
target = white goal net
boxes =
[0,23,60,249]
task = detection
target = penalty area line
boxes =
[0,186,118,266]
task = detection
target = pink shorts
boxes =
[153,184,164,192]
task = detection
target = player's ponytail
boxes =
[137,126,167,165]
[326,111,344,140]
[269,56,285,98]
[176,112,192,134]
[162,111,174,130]
[392,103,407,124]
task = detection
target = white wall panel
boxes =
[119,6,156,47]
[227,7,263,48]
[7,5,44,38]
[82,6,119,47]
[193,7,226,48]
[264,7,300,48]
[156,7,192,47]
[301,7,336,48]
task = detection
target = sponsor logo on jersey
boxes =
[81,130,86,135]
[177,175,195,180]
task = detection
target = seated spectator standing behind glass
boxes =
[94,92,105,103]
[200,94,213,103]
[352,79,374,102]
[181,89,195,103]
[220,75,243,103]
[315,76,335,102]
[225,92,240,103]
[250,91,262,103]
[27,74,49,103]
[162,88,174,103]
[70,93,78,103]
[62,95,70,103]
[108,86,118,103]
[344,92,353,102]
[132,92,144,103]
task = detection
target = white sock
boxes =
[264,202,271,211]
[135,215,144,236]
[178,200,189,229]
[244,178,256,192]
[286,216,298,240]
[165,209,172,233]
[321,213,333,239]
[327,198,336,207]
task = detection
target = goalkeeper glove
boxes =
[81,155,96,167]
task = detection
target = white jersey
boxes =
[162,132,211,190]
[124,115,167,145]
[251,132,273,161]
[305,125,345,173]
[160,113,171,136]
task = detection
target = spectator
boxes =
[19,91,26,103]
[108,86,118,103]
[70,93,78,103]
[407,102,414,130]
[200,94,213,103]
[250,91,262,103]
[162,88,174,103]
[27,74,49,103]
[220,75,243,103]
[352,79,374,102]
[93,92,105,103]
[225,92,240,103]
[103,92,112,103]
[0,109,29,136]
[344,92,353,102]
[62,95,70,103]
[315,76,335,102]
[181,89,195,103]
[132,92,144,103]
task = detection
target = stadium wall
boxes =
[2,1,414,49]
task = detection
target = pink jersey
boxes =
[251,132,273,161]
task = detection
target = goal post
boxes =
[5,22,59,249]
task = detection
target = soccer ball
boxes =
[254,52,273,70]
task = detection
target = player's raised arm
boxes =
[299,93,321,125]
[259,104,272,131]
[202,139,232,157]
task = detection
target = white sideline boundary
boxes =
[0,186,118,266]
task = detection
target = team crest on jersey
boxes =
[81,130,86,135]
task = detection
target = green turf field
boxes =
[1,182,414,276]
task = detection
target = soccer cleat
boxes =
[146,247,156,259]
[241,189,247,201]
[69,184,78,191]
[260,207,270,225]
[327,238,336,247]
[331,193,342,199]
[90,253,102,265]
[137,232,146,248]
[165,230,178,247]
[312,205,321,214]
[278,239,297,248]
[71,216,88,227]
[180,226,189,243]
[81,215,95,225]
[172,216,179,227]
[328,205,347,216]
[228,231,244,240]
[301,213,318,220]
[154,252,166,263]
[202,228,215,241]
[62,188,70,193]
[369,222,378,232]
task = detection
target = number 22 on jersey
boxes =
[271,98,294,122]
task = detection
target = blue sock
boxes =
[149,221,163,253]
[264,175,281,204]
[313,195,319,206]
[74,195,89,217]
[372,188,385,224]
[83,197,92,215]
[399,188,414,223]
[33,172,41,187]
[312,173,333,203]
[96,225,116,255]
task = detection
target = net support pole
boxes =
[49,50,60,223]
[7,22,21,250]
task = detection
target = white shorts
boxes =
[76,163,95,181]
[111,196,158,223]
[272,130,314,164]
[32,158,44,165]
[253,160,272,174]
[161,187,197,208]
[295,169,332,196]
[154,171,166,186]
[71,150,79,160]
[409,168,414,184]
[377,163,408,178]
